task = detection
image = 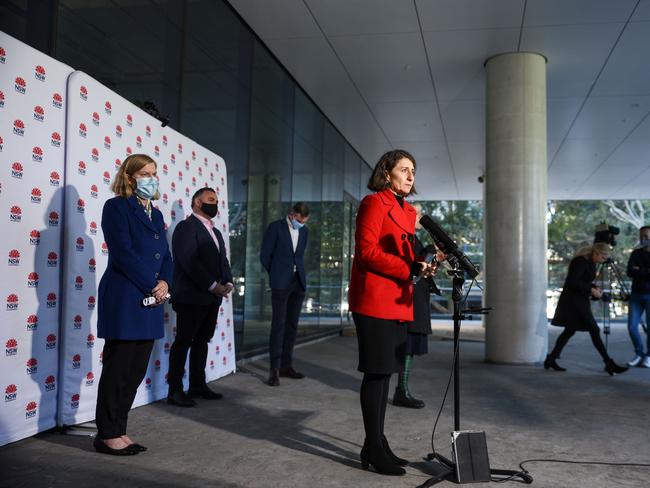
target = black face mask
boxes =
[201,203,218,218]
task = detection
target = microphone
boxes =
[413,245,437,284]
[419,216,480,279]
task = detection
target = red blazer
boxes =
[349,188,416,321]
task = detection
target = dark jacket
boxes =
[260,218,308,290]
[551,255,598,331]
[627,248,650,295]
[97,196,173,340]
[171,214,233,305]
[409,235,435,335]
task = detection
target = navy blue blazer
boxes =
[97,196,173,340]
[171,214,233,306]
[260,218,308,290]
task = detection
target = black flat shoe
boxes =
[279,366,305,379]
[393,387,424,409]
[543,356,566,372]
[93,437,138,456]
[381,435,408,467]
[167,390,197,407]
[604,359,628,376]
[267,368,280,386]
[360,443,405,476]
[188,386,223,400]
[126,443,147,452]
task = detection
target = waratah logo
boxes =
[77,198,85,214]
[8,249,20,266]
[32,146,43,162]
[5,384,17,402]
[13,119,25,136]
[27,272,39,288]
[92,112,100,126]
[178,170,183,181]
[154,359,161,371]
[85,372,94,386]
[162,135,168,146]
[50,171,60,187]
[91,147,99,162]
[35,65,46,81]
[79,85,88,100]
[221,330,226,341]
[162,193,168,204]
[115,124,123,138]
[0,90,4,108]
[162,164,168,175]
[88,296,96,310]
[185,160,190,171]
[71,393,80,408]
[126,146,133,155]
[0,135,3,152]
[15,77,26,94]
[26,314,38,331]
[47,251,58,267]
[198,167,203,176]
[228,342,232,352]
[26,358,37,375]
[79,123,87,138]
[5,339,18,356]
[48,211,59,227]
[90,184,98,198]
[154,145,160,156]
[25,401,38,418]
[6,294,19,311]
[104,136,111,150]
[216,345,220,355]
[171,210,176,222]
[210,360,215,370]
[114,158,121,170]
[170,182,176,193]
[136,135,143,148]
[73,315,82,330]
[87,334,95,348]
[30,229,41,245]
[164,342,170,354]
[72,354,81,369]
[51,132,61,147]
[146,125,152,137]
[185,187,190,197]
[145,377,152,390]
[103,171,111,185]
[170,154,176,165]
[0,46,6,64]
[46,334,56,350]
[223,356,228,366]
[210,172,214,181]
[227,318,231,327]
[88,258,96,272]
[46,292,57,308]
[75,275,83,290]
[78,160,86,175]
[192,150,197,161]
[31,188,42,204]
[33,105,45,122]
[178,143,183,154]
[44,375,56,392]
[101,242,108,256]
[89,221,97,236]
[52,92,63,108]
[126,114,133,127]
[76,236,84,251]
[105,101,112,115]
[192,177,197,187]
[11,162,23,179]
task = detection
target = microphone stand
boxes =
[417,266,533,487]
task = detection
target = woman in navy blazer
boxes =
[94,154,172,456]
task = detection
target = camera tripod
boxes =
[595,258,631,350]
[417,268,533,486]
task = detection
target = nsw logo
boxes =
[51,132,61,147]
[88,296,96,310]
[72,354,81,370]
[13,119,25,136]
[32,146,43,162]
[104,136,111,150]
[101,242,108,256]
[5,339,18,356]
[47,251,58,267]
[146,125,152,137]
[70,393,80,409]
[76,236,84,251]
[26,358,37,375]
[31,188,42,204]
[15,77,26,94]
[34,65,46,81]
[85,372,94,386]
[44,376,55,392]
[11,162,23,179]
[6,293,19,311]
[136,136,142,148]
[26,314,38,331]
[78,160,86,175]
[145,378,152,390]
[162,135,168,146]
[87,334,95,349]
[90,184,98,199]
[105,101,112,115]
[46,292,57,308]
[52,92,63,108]
[126,114,133,127]
[46,334,56,350]
[79,123,87,138]
[91,148,99,162]
[27,272,39,288]
[114,158,122,170]
[154,145,160,156]
[50,171,60,187]
[92,112,100,126]
[88,258,96,272]
[75,275,83,290]
[73,315,82,330]
[103,171,111,185]
[0,46,5,64]
[79,85,88,101]
[89,221,98,236]
[5,384,17,402]
[25,401,38,419]
[0,90,4,108]
[77,199,85,214]
[115,124,123,138]
[48,211,59,227]
[33,105,44,122]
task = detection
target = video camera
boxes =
[594,222,620,247]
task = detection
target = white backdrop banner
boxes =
[59,72,235,426]
[0,32,73,446]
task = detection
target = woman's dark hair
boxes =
[367,149,417,195]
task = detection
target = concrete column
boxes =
[484,52,548,364]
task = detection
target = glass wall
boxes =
[1,0,371,357]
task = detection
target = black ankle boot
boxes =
[360,440,405,476]
[543,355,566,372]
[393,386,424,408]
[381,435,408,466]
[604,358,628,376]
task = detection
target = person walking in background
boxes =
[260,203,310,387]
[626,225,650,367]
[349,149,435,476]
[545,243,628,376]
[166,188,233,407]
[95,154,172,455]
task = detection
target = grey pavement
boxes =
[1,322,649,488]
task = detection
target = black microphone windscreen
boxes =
[419,215,458,253]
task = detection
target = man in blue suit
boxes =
[260,203,310,386]
[167,188,233,406]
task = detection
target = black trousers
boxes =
[167,301,219,392]
[95,339,154,439]
[269,274,305,370]
[549,326,610,362]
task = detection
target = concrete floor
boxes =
[1,323,649,488]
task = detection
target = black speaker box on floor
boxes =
[451,430,491,483]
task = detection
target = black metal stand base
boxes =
[417,453,533,486]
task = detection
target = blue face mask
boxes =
[134,176,158,200]
[290,218,305,230]
[640,239,650,248]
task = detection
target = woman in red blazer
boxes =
[349,149,433,476]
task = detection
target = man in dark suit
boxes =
[167,188,233,406]
[260,203,310,386]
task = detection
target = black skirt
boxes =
[405,332,428,356]
[353,312,407,374]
